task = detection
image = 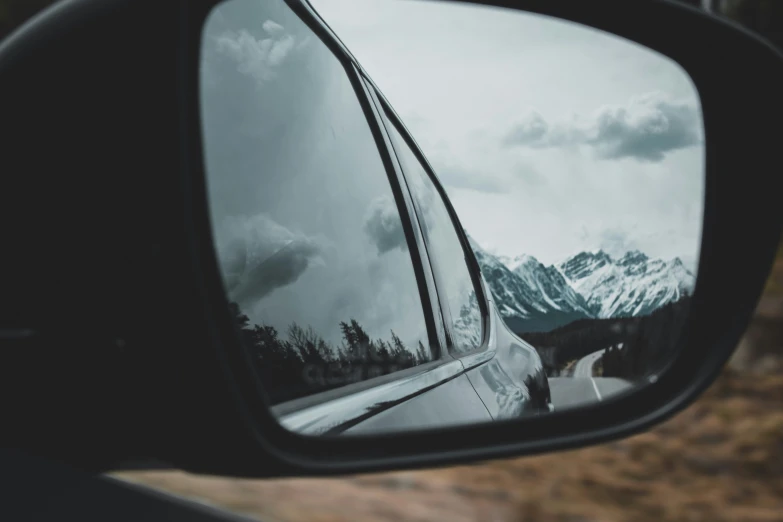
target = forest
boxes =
[230,303,432,404]
[600,296,691,379]
[518,295,692,380]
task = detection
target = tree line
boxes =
[518,295,692,379]
[600,296,691,380]
[230,303,431,404]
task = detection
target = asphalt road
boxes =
[573,348,606,377]
[548,377,633,409]
[549,348,633,409]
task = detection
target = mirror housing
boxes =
[0,0,781,478]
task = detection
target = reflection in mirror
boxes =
[200,0,704,436]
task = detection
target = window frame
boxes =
[354,73,451,358]
[369,86,492,359]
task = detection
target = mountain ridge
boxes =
[469,237,695,333]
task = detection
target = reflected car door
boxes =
[370,84,553,421]
[340,77,496,435]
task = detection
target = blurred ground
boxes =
[113,369,783,522]
[114,242,783,522]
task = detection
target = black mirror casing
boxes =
[0,0,781,478]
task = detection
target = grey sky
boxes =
[310,0,705,271]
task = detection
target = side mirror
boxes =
[0,0,781,478]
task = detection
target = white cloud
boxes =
[262,20,285,36]
[502,112,549,146]
[268,34,295,66]
[504,92,703,162]
[363,195,408,254]
[215,213,327,306]
[214,20,298,85]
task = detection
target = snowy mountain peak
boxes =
[469,245,592,333]
[510,254,540,272]
[467,236,695,333]
[668,257,690,272]
[558,249,696,319]
[618,250,649,265]
[560,250,613,282]
[496,253,542,273]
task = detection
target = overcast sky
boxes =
[309,0,705,271]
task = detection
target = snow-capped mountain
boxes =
[467,236,696,333]
[559,249,696,318]
[468,236,592,333]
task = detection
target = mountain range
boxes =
[467,236,696,334]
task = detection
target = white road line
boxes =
[590,377,602,401]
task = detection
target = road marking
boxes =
[590,378,602,401]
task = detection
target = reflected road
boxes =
[548,377,633,409]
[573,348,606,377]
[549,347,633,409]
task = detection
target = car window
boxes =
[199,0,434,405]
[382,109,484,355]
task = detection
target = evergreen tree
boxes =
[228,302,430,404]
[390,330,406,360]
[373,339,392,365]
[416,341,430,364]
[350,319,371,363]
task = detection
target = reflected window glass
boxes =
[200,0,434,405]
[383,111,483,354]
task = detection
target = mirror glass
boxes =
[200,0,704,436]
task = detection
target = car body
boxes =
[274,276,553,436]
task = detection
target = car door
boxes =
[371,86,553,421]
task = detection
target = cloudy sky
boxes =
[309,0,705,271]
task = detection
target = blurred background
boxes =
[3,1,782,520]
